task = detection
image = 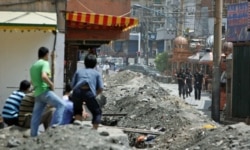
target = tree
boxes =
[154,51,170,73]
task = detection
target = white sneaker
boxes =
[73,120,82,126]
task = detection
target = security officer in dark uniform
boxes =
[177,68,186,99]
[185,68,193,97]
[193,68,204,100]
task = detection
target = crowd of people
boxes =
[1,46,104,137]
[175,68,205,100]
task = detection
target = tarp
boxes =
[66,11,138,31]
[0,11,57,30]
[188,52,200,62]
[199,52,213,64]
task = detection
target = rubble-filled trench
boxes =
[101,71,250,149]
[1,71,250,150]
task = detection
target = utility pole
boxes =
[177,0,184,36]
[212,0,222,122]
[133,4,150,66]
[145,16,149,66]
[145,0,149,66]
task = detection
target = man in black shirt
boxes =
[176,69,186,99]
[185,68,193,97]
[193,68,204,100]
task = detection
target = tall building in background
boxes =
[114,0,244,62]
[156,0,179,52]
[131,0,166,33]
[184,0,196,36]
[130,0,168,57]
[116,0,171,60]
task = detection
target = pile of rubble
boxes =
[0,70,250,150]
[102,70,250,149]
[101,71,214,149]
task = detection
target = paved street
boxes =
[158,83,212,118]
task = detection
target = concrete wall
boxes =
[0,30,56,112]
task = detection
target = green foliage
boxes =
[154,51,169,73]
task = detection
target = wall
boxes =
[232,45,250,118]
[0,0,56,11]
[208,18,227,35]
[0,30,55,112]
[67,0,130,15]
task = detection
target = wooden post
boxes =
[212,0,222,122]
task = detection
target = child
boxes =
[71,54,104,129]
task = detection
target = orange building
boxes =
[170,36,193,74]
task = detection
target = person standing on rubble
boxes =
[71,53,104,129]
[193,68,204,100]
[29,47,65,136]
[102,61,110,75]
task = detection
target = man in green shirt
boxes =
[30,47,65,137]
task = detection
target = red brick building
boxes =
[64,0,138,82]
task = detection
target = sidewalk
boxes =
[158,83,212,117]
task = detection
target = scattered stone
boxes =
[0,134,6,139]
[7,137,21,148]
[99,131,109,136]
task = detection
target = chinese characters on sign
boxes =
[227,2,250,42]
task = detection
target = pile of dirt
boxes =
[186,122,250,150]
[0,123,130,150]
[101,71,250,149]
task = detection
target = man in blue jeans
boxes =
[71,53,103,129]
[30,47,65,136]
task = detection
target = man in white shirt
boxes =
[102,61,110,75]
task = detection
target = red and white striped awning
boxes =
[66,12,138,31]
